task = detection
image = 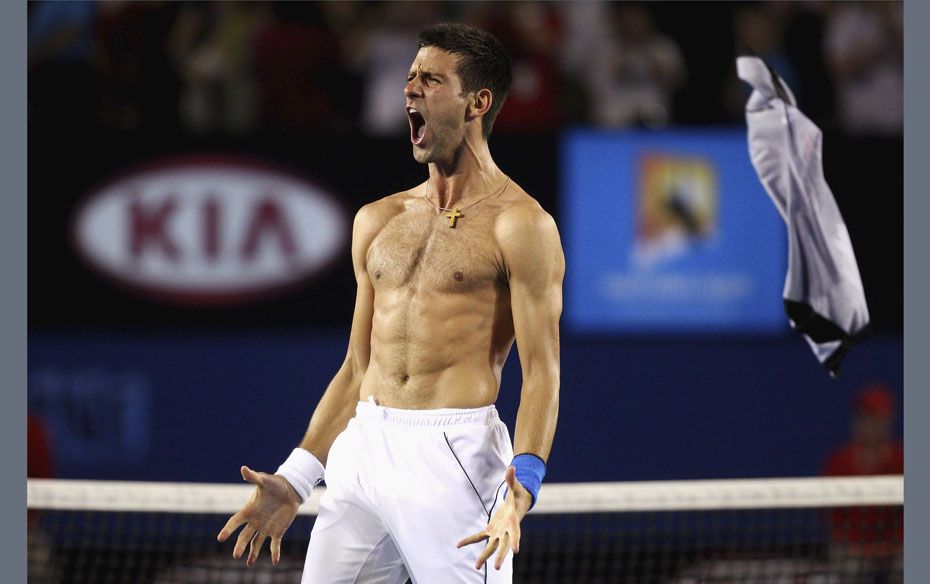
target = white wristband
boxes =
[275,448,325,504]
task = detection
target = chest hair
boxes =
[366,206,505,293]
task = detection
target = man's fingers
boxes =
[504,465,528,495]
[504,465,517,490]
[247,531,268,566]
[270,535,282,566]
[456,531,488,548]
[233,524,257,560]
[512,525,521,554]
[217,511,246,542]
[475,537,499,570]
[494,532,510,570]
[241,466,266,487]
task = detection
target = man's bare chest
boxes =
[366,209,503,293]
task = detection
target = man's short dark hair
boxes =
[417,23,512,139]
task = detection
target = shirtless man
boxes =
[217,23,564,583]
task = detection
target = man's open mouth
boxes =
[408,108,426,145]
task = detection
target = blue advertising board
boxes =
[27,333,903,483]
[562,129,787,333]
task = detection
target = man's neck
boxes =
[428,134,506,209]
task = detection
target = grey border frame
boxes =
[904,1,927,583]
[10,2,922,583]
[3,1,27,581]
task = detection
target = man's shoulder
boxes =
[494,187,558,242]
[493,186,563,278]
[358,188,418,215]
[354,185,424,231]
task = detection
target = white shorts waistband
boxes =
[356,396,500,427]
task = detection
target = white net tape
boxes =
[28,475,903,515]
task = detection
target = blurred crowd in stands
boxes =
[28,1,903,137]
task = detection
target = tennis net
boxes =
[27,475,903,583]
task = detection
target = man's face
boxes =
[405,47,470,165]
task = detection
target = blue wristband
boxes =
[507,453,547,510]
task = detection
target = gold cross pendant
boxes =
[446,208,463,228]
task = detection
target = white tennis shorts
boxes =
[302,398,514,583]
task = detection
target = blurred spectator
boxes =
[582,3,686,129]
[28,0,101,128]
[170,1,271,135]
[28,413,61,582]
[134,2,186,134]
[780,2,835,129]
[466,1,562,133]
[557,1,613,124]
[736,5,798,90]
[345,1,438,136]
[28,413,55,480]
[252,2,356,134]
[96,1,148,131]
[823,384,903,583]
[724,4,799,120]
[824,1,903,136]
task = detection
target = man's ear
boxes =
[466,88,493,122]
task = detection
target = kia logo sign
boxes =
[73,156,348,305]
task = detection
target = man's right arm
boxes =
[292,202,380,465]
[217,203,382,565]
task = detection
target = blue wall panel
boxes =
[28,333,902,484]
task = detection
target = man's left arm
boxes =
[457,205,565,570]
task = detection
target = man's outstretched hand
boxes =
[456,465,533,571]
[216,466,301,566]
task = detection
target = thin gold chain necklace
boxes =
[422,176,511,228]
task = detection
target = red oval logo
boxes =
[72,156,349,306]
